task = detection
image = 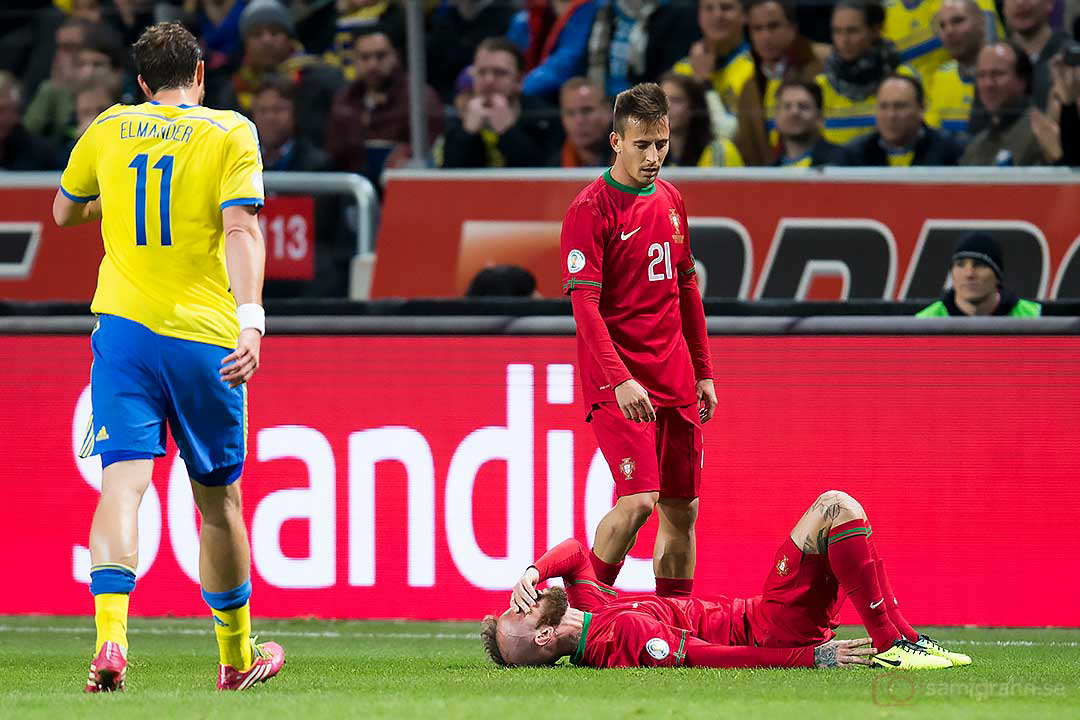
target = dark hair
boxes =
[253,73,296,106]
[82,23,126,71]
[613,82,668,135]
[476,36,525,73]
[879,73,924,106]
[132,22,202,94]
[990,41,1034,95]
[776,77,823,111]
[834,0,885,28]
[480,615,509,666]
[658,73,712,165]
[744,0,797,25]
[466,265,537,297]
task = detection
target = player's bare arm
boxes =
[813,637,876,668]
[614,378,657,422]
[51,191,102,227]
[790,490,868,554]
[221,204,266,389]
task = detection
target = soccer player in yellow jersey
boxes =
[52,23,284,693]
[883,0,1002,81]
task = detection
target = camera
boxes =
[1065,42,1080,66]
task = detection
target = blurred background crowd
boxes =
[2,0,1080,181]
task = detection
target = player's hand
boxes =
[615,379,656,423]
[220,328,261,389]
[688,40,715,84]
[813,637,876,668]
[462,95,489,134]
[696,378,717,424]
[510,566,541,614]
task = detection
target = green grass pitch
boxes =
[1,616,1078,719]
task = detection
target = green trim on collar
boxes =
[603,169,656,196]
[570,612,592,665]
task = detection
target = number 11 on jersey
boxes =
[130,153,174,246]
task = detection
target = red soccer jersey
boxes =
[561,170,706,407]
[532,539,814,669]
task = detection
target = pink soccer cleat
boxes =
[217,639,285,691]
[85,641,127,693]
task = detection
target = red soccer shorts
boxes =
[746,537,845,648]
[587,402,702,498]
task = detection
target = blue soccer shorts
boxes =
[79,314,246,485]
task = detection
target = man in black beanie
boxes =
[916,231,1042,316]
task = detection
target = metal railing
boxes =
[0,170,379,297]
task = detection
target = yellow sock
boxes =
[94,593,129,652]
[211,602,253,670]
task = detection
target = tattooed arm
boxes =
[814,637,876,668]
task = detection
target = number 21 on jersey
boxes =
[648,241,673,281]
[129,153,173,246]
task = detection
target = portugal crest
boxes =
[620,457,635,481]
[669,208,684,243]
[775,555,790,577]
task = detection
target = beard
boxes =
[536,586,569,628]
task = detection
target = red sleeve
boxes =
[562,198,633,388]
[683,637,815,668]
[673,194,712,381]
[570,287,633,390]
[561,198,605,294]
[678,272,712,380]
[532,538,594,584]
[608,612,814,669]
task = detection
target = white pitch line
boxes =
[0,624,474,641]
[0,625,1076,647]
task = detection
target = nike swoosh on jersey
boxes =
[870,599,884,609]
[620,227,641,241]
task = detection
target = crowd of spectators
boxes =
[1,0,1079,176]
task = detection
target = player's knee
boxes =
[616,492,659,527]
[659,497,699,529]
[191,480,244,523]
[818,489,866,522]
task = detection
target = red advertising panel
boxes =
[4,334,1079,625]
[372,171,1080,300]
[260,195,315,281]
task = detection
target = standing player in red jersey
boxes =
[560,82,717,599]
[481,490,971,670]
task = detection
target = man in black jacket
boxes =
[442,37,561,168]
[0,71,62,170]
[838,74,961,166]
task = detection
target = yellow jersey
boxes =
[883,0,1003,80]
[815,65,916,145]
[60,101,264,349]
[673,42,755,110]
[925,61,975,134]
[699,137,745,167]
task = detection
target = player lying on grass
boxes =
[481,490,970,670]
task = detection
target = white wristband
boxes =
[237,303,265,335]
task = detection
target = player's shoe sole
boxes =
[871,639,952,670]
[85,641,127,693]
[915,634,972,666]
[217,638,285,690]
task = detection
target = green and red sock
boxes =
[827,519,900,653]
